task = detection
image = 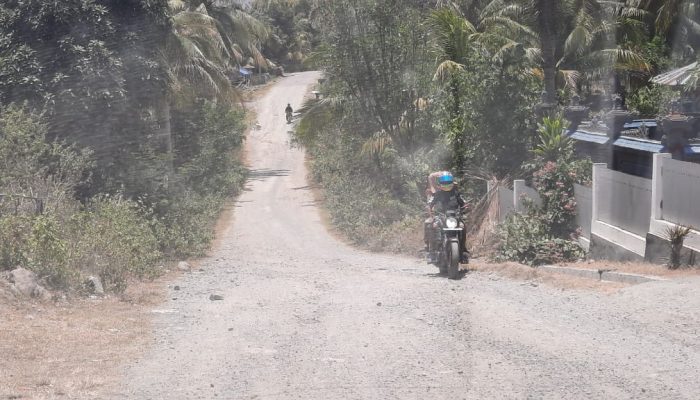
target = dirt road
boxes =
[113,72,700,399]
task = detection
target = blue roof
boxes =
[613,137,664,152]
[623,119,657,129]
[568,130,610,144]
[686,145,700,155]
[239,68,252,76]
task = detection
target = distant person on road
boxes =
[424,171,469,262]
[285,103,293,123]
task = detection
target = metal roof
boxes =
[651,62,698,86]
[686,145,700,155]
[569,130,610,144]
[623,119,657,129]
[613,137,664,153]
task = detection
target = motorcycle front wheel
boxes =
[438,251,448,275]
[448,241,460,280]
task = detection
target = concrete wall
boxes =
[498,186,514,222]
[574,184,592,250]
[595,166,652,237]
[661,158,700,228]
[513,180,542,213]
[648,153,700,259]
[493,155,699,264]
[591,163,651,259]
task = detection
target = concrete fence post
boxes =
[513,180,525,213]
[651,153,671,222]
[591,163,607,224]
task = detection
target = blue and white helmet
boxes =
[438,171,454,191]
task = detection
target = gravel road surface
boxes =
[114,72,700,399]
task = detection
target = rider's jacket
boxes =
[429,186,466,212]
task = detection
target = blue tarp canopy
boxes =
[239,68,252,76]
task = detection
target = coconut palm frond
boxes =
[564,24,594,58]
[524,47,542,63]
[558,69,581,89]
[479,0,510,19]
[428,8,476,61]
[165,8,242,105]
[294,95,344,148]
[433,60,466,82]
[598,48,650,72]
[361,130,393,158]
[480,15,538,41]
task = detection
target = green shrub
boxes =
[157,192,223,258]
[496,212,584,266]
[27,214,75,288]
[628,85,678,117]
[71,196,162,293]
[0,215,32,271]
[303,124,429,252]
[0,214,77,288]
[497,116,590,265]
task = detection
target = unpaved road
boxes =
[113,72,700,399]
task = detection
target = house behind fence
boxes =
[493,153,699,265]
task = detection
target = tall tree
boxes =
[428,8,476,171]
[477,0,649,102]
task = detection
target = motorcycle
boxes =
[428,209,465,279]
[285,110,293,123]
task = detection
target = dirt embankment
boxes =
[0,278,163,399]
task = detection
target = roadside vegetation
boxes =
[289,0,699,261]
[0,1,298,293]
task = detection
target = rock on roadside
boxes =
[177,261,191,272]
[85,276,105,295]
[2,267,50,300]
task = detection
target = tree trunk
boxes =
[450,76,464,174]
[537,0,557,104]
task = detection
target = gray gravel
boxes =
[112,72,700,399]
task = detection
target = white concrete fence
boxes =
[493,153,700,261]
[649,154,700,252]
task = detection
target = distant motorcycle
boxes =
[428,209,465,279]
[285,110,293,123]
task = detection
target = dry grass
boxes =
[0,275,170,400]
[0,79,282,400]
[470,260,627,293]
[561,260,700,278]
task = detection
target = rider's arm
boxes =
[453,187,468,210]
[427,195,436,217]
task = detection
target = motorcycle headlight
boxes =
[446,217,458,229]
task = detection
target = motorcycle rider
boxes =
[285,103,293,121]
[424,171,469,263]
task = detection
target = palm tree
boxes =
[156,3,241,179]
[428,8,476,172]
[642,0,700,60]
[477,0,649,102]
[182,0,273,72]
